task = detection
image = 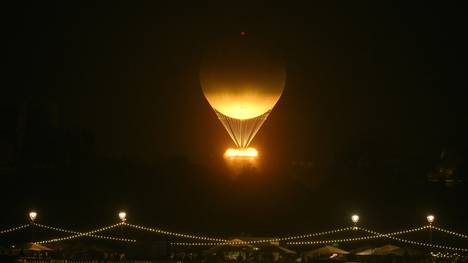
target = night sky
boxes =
[2,1,467,237]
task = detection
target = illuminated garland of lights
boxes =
[170,242,228,246]
[34,223,88,235]
[284,226,428,245]
[285,226,433,246]
[171,227,355,246]
[33,223,136,243]
[0,224,30,235]
[287,235,384,245]
[285,226,468,252]
[359,227,468,252]
[123,222,227,242]
[431,251,463,259]
[172,226,428,246]
[3,220,468,253]
[35,222,136,244]
[251,227,354,244]
[432,226,468,239]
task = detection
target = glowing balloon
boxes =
[200,37,286,148]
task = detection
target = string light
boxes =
[285,226,430,245]
[123,222,228,242]
[284,226,468,252]
[172,226,426,246]
[170,227,354,246]
[2,215,468,252]
[171,242,223,246]
[432,226,468,239]
[35,222,136,244]
[431,251,462,259]
[33,223,77,234]
[0,224,30,235]
[127,223,353,245]
[33,222,136,243]
[253,227,353,243]
[173,231,404,247]
[359,227,468,252]
[168,224,468,248]
[288,235,380,245]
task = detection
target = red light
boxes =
[240,31,247,36]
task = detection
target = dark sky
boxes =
[2,1,467,238]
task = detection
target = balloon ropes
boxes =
[214,109,271,148]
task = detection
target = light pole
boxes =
[118,211,127,259]
[29,211,37,242]
[427,214,435,245]
[351,214,359,230]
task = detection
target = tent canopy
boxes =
[305,245,349,258]
[373,245,400,255]
[356,244,400,256]
[356,244,422,257]
[355,248,374,256]
[16,243,53,251]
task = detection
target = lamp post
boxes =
[351,214,359,230]
[118,211,127,259]
[427,214,435,245]
[29,211,37,242]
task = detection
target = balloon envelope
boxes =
[200,40,285,120]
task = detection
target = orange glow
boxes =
[200,44,285,120]
[224,147,258,158]
[201,87,284,120]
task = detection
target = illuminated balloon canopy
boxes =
[200,38,286,149]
